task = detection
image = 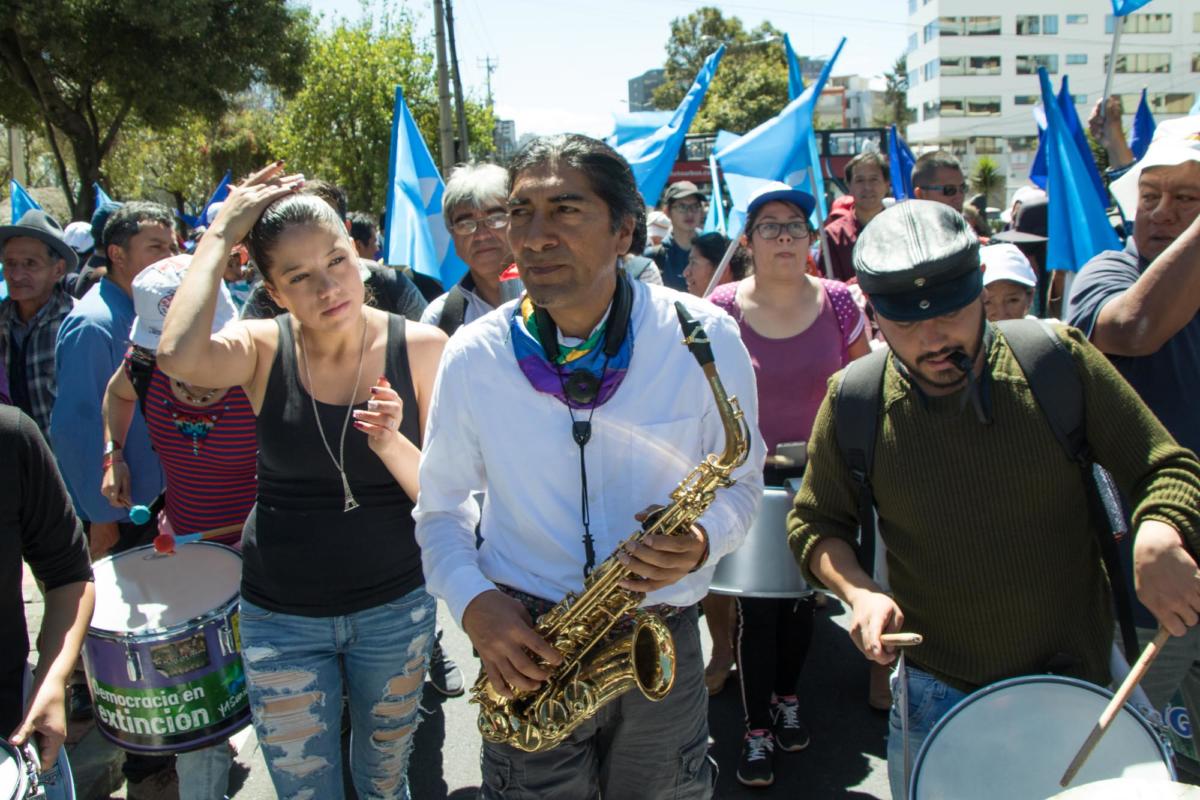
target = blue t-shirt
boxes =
[1069,239,1200,626]
[1069,240,1200,454]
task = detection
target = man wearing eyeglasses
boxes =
[912,151,967,214]
[422,163,521,333]
[646,181,707,292]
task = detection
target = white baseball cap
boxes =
[981,243,1037,288]
[129,254,237,351]
[63,221,95,254]
[1111,114,1200,220]
[205,201,224,226]
[647,210,672,236]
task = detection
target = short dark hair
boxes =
[912,151,963,187]
[302,179,349,223]
[691,232,751,281]
[508,134,640,234]
[347,212,377,248]
[246,194,347,280]
[845,152,890,184]
[103,201,173,251]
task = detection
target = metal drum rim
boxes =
[0,738,33,799]
[910,673,1176,797]
[88,541,242,640]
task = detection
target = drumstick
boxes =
[881,633,923,647]
[1059,627,1171,787]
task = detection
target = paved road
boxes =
[25,565,891,798]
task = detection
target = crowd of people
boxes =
[1,95,1198,800]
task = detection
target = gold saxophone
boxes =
[471,301,752,752]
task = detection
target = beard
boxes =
[890,320,986,392]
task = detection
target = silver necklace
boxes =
[299,313,368,512]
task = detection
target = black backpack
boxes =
[437,285,469,336]
[834,318,1139,660]
[126,347,157,416]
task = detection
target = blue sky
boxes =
[304,1,911,138]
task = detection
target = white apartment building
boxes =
[905,0,1197,204]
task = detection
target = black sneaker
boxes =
[737,729,775,787]
[771,694,811,752]
[428,629,465,697]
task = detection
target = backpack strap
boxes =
[125,348,157,417]
[437,285,469,336]
[998,318,1140,662]
[834,347,889,573]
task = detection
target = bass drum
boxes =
[83,542,250,754]
[911,675,1175,799]
[709,487,809,598]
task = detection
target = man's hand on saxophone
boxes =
[617,506,710,593]
[463,589,563,699]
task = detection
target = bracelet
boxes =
[101,453,124,471]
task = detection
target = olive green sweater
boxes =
[789,325,1200,692]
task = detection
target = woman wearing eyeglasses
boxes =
[709,183,870,788]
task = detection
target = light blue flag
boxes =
[382,86,468,287]
[10,180,41,222]
[605,112,673,148]
[784,34,829,224]
[888,126,916,201]
[716,38,846,234]
[701,153,726,235]
[1057,75,1108,210]
[1037,67,1121,274]
[1129,88,1156,161]
[1111,0,1153,15]
[93,183,116,210]
[617,46,725,209]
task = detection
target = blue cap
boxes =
[745,181,816,224]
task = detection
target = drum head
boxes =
[1049,778,1200,799]
[912,676,1173,800]
[91,542,241,634]
[0,741,22,798]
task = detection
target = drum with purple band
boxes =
[82,542,249,754]
[0,740,40,800]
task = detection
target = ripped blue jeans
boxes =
[239,588,436,800]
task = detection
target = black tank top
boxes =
[240,313,424,616]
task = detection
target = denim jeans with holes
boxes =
[239,587,436,800]
[886,664,969,800]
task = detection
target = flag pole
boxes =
[1100,15,1124,125]
[703,221,746,298]
[809,165,835,280]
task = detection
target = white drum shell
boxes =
[709,487,809,598]
[912,676,1175,800]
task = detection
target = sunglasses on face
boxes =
[920,183,969,197]
[451,211,510,236]
[752,221,811,240]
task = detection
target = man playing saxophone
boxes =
[415,134,764,799]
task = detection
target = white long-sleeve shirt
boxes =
[414,279,765,626]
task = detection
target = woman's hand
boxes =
[207,162,306,244]
[353,377,407,458]
[101,461,132,509]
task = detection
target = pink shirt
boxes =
[709,279,865,455]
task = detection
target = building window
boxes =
[1016,15,1040,35]
[1009,136,1039,151]
[1066,54,1088,65]
[1195,12,1200,32]
[967,96,1002,116]
[1106,13,1172,34]
[1066,14,1087,25]
[937,16,1001,36]
[909,0,916,14]
[974,137,1003,154]
[907,33,918,53]
[941,55,1001,76]
[1043,15,1059,34]
[1121,93,1195,114]
[922,100,940,121]
[924,20,938,42]
[1106,53,1172,73]
[1016,54,1059,74]
[1193,53,1200,72]
[1014,95,1039,105]
[941,97,965,117]
[922,60,939,81]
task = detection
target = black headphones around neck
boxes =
[532,269,633,405]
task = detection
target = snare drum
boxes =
[0,740,39,800]
[911,675,1175,799]
[710,487,808,598]
[82,542,249,754]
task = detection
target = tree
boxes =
[876,55,914,134]
[274,10,493,214]
[970,156,1004,208]
[651,7,790,134]
[0,0,311,219]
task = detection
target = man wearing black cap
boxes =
[787,199,1200,799]
[0,210,78,433]
[646,180,706,291]
[992,193,1051,316]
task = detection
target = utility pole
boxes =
[432,0,455,175]
[445,0,470,164]
[478,56,498,111]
